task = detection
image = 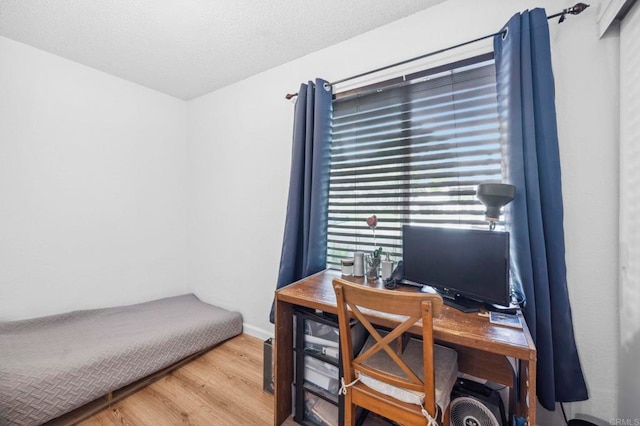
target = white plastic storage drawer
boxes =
[301,318,340,359]
[304,356,339,400]
[303,390,339,426]
[296,315,367,361]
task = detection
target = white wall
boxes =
[618,0,640,419]
[550,3,619,424]
[0,36,189,320]
[187,0,620,422]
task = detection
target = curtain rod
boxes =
[284,2,590,100]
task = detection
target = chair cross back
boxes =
[352,304,425,391]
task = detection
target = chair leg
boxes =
[441,404,451,426]
[344,394,356,426]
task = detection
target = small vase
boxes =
[366,255,381,281]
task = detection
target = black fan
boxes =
[450,379,506,426]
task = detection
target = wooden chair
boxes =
[332,278,458,426]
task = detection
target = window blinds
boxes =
[327,57,503,269]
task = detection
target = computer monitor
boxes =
[402,225,510,308]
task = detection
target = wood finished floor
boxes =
[80,334,390,426]
[81,334,281,426]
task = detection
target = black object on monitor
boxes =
[402,225,510,312]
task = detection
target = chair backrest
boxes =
[332,278,444,415]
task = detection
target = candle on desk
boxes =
[341,258,354,276]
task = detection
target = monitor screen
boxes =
[402,225,510,306]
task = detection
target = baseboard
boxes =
[243,323,273,341]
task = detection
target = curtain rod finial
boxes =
[285,93,298,100]
[569,3,590,15]
[559,3,589,23]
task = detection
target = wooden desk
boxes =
[274,269,537,425]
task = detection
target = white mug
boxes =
[381,259,394,281]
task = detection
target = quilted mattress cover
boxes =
[0,294,242,426]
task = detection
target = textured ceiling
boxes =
[0,0,447,100]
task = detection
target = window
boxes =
[327,54,503,269]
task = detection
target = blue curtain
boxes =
[269,79,332,323]
[494,9,588,410]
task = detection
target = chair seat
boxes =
[357,335,458,415]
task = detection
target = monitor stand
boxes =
[438,293,483,313]
[484,302,519,315]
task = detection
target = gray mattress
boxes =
[0,294,243,426]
